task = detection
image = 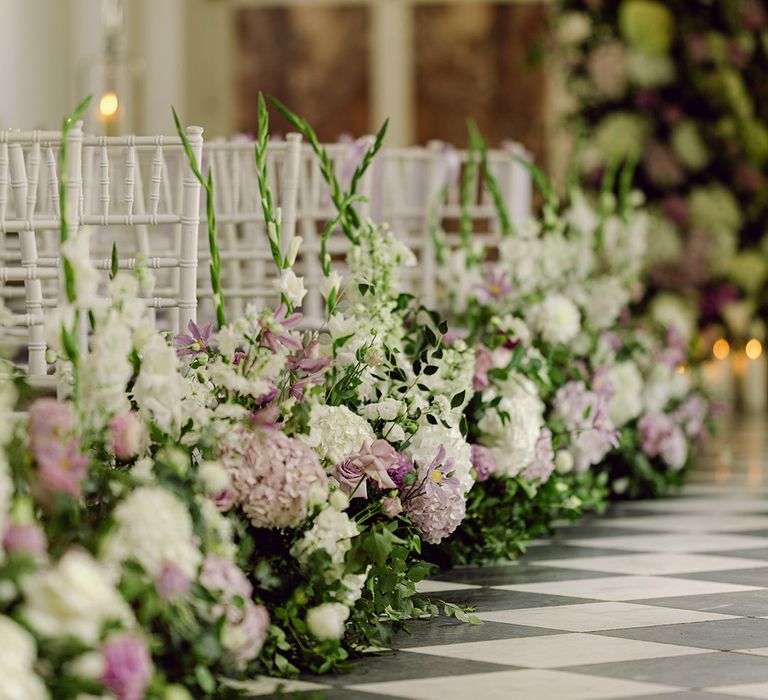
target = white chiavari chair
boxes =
[0,123,205,385]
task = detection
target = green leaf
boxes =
[451,390,466,408]
[194,665,216,694]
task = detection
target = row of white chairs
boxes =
[0,124,532,384]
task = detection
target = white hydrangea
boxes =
[305,404,376,465]
[306,602,350,641]
[101,486,202,581]
[408,422,474,493]
[291,506,359,581]
[478,374,544,477]
[21,550,132,645]
[531,293,581,345]
[132,333,186,436]
[605,361,644,427]
[0,616,49,700]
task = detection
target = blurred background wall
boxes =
[0,0,563,169]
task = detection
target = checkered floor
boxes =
[251,416,768,699]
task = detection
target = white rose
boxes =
[0,616,49,700]
[306,603,350,641]
[274,269,307,307]
[21,550,132,645]
[361,398,403,422]
[555,450,574,475]
[199,461,231,494]
[605,361,644,427]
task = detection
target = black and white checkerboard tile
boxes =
[248,484,768,699]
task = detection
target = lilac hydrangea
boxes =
[470,444,497,482]
[521,428,555,483]
[100,634,153,700]
[219,424,328,529]
[402,447,467,545]
[638,413,688,470]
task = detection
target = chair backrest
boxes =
[0,123,205,384]
[200,133,301,320]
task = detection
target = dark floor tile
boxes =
[391,618,559,649]
[706,548,768,562]
[620,694,760,700]
[636,589,768,617]
[422,587,598,612]
[673,568,768,587]
[307,650,517,687]
[519,545,640,562]
[599,617,768,651]
[432,565,608,586]
[549,525,659,539]
[565,651,768,687]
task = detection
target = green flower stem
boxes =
[172,107,227,330]
[468,119,514,237]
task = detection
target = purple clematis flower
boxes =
[174,320,213,357]
[474,266,512,304]
[287,339,332,401]
[260,305,303,353]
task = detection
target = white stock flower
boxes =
[408,422,474,493]
[361,398,404,422]
[101,486,202,580]
[61,227,99,308]
[274,269,307,307]
[582,277,629,331]
[304,404,376,464]
[0,616,49,700]
[605,361,644,427]
[201,499,237,560]
[21,550,132,645]
[320,271,343,301]
[132,334,185,436]
[199,461,231,494]
[306,603,350,641]
[532,294,581,345]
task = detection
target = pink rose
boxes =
[101,634,154,700]
[109,412,144,461]
[2,523,47,554]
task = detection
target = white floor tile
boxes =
[223,678,330,695]
[402,633,709,668]
[416,580,482,593]
[705,682,768,698]
[477,602,736,632]
[493,575,761,601]
[565,533,768,553]
[736,648,768,657]
[533,553,766,575]
[347,669,682,700]
[594,515,768,532]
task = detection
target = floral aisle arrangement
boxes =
[0,98,487,699]
[557,0,768,348]
[0,95,711,698]
[427,128,712,564]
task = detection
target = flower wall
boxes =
[558,0,768,350]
